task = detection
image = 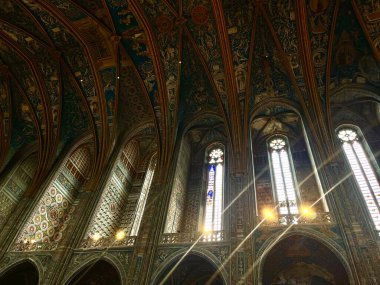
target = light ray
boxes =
[158,233,205,285]
[206,203,281,285]
[238,171,353,283]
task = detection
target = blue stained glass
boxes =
[204,148,224,233]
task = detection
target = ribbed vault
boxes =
[0,0,379,194]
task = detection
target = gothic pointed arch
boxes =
[163,114,228,244]
[260,235,350,285]
[82,125,158,248]
[0,150,38,229]
[154,253,226,285]
[67,259,121,285]
[0,260,39,285]
[12,141,93,251]
[251,105,328,225]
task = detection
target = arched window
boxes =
[268,137,299,216]
[85,140,139,241]
[130,154,157,236]
[14,146,91,251]
[337,127,380,232]
[0,153,37,229]
[204,148,224,232]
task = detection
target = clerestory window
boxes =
[337,128,380,233]
[268,137,299,216]
[130,155,157,236]
[204,148,224,232]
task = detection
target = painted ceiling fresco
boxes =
[250,15,298,112]
[0,0,379,192]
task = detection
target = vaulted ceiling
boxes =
[0,0,379,191]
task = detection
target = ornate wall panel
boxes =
[0,154,37,228]
[12,147,91,251]
[164,136,191,233]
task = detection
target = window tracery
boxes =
[268,137,299,216]
[204,147,224,232]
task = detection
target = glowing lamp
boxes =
[203,226,211,233]
[115,230,126,240]
[92,233,101,241]
[301,206,317,219]
[263,208,275,221]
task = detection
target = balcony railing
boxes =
[263,212,332,226]
[12,240,59,251]
[161,230,226,244]
[79,236,137,249]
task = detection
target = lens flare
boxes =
[115,230,125,240]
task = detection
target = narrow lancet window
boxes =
[130,155,157,236]
[204,148,224,232]
[269,137,299,216]
[338,128,380,232]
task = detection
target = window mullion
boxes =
[271,150,287,215]
[212,165,216,231]
[204,148,224,234]
[277,150,291,215]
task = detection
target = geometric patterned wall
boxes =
[0,153,37,229]
[129,154,157,236]
[164,136,191,233]
[13,147,91,251]
[84,140,139,241]
[117,153,157,237]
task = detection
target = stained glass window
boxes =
[269,137,299,216]
[338,128,380,232]
[204,148,224,232]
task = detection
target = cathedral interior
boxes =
[0,0,380,284]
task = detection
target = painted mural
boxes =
[106,0,158,106]
[9,82,38,154]
[48,0,87,21]
[331,2,379,89]
[179,37,219,126]
[60,74,90,146]
[21,0,102,131]
[183,0,228,108]
[307,0,336,102]
[356,0,380,54]
[140,0,180,127]
[118,58,154,133]
[1,21,61,135]
[0,0,46,41]
[250,16,297,111]
[0,75,10,146]
[223,0,254,97]
[0,40,46,132]
[266,0,303,79]
[100,67,117,127]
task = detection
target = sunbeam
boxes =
[238,171,353,283]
